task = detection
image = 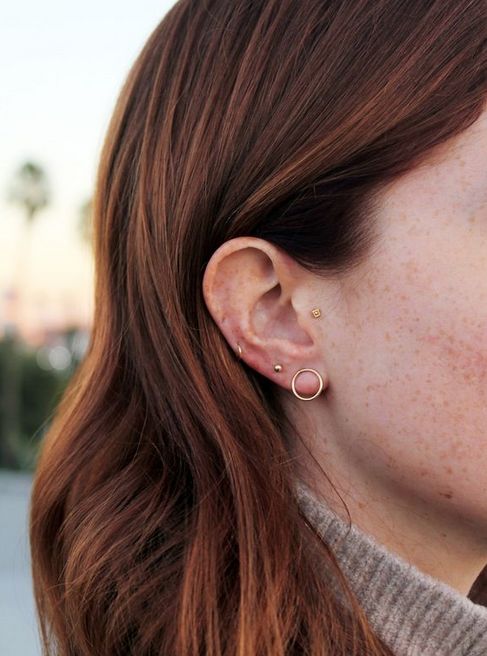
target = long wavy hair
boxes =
[29,1,487,654]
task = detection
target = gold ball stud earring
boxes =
[273,364,282,372]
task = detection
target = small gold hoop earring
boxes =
[291,368,324,401]
[236,343,243,359]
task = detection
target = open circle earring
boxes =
[291,368,324,401]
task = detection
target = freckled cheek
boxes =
[420,330,487,386]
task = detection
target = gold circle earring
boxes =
[236,343,243,359]
[291,368,324,401]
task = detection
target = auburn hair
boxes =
[29,1,487,654]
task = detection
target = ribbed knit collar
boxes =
[293,479,487,656]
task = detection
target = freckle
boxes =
[439,491,453,499]
[358,501,366,509]
[385,332,391,341]
[445,466,452,474]
[419,469,428,477]
[440,532,447,538]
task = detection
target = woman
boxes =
[29,1,487,654]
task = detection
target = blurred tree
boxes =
[0,336,73,470]
[78,197,93,250]
[1,161,51,468]
[8,161,50,222]
[7,160,50,297]
[20,345,72,470]
[0,336,22,469]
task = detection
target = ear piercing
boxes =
[273,362,324,400]
[291,368,324,400]
[235,308,324,400]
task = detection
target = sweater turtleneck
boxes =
[293,478,487,656]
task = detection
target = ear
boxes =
[202,236,329,398]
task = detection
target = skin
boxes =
[202,105,487,596]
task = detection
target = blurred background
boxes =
[0,2,175,653]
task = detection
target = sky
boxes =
[0,0,176,339]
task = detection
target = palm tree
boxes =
[9,161,50,223]
[78,196,94,251]
[6,161,50,327]
[8,161,50,310]
[0,161,50,468]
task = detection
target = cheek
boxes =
[421,328,487,386]
[329,281,487,528]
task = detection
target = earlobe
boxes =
[235,328,328,402]
[291,368,325,400]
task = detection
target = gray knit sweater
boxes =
[293,479,487,656]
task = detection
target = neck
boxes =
[292,429,487,595]
[293,477,487,656]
